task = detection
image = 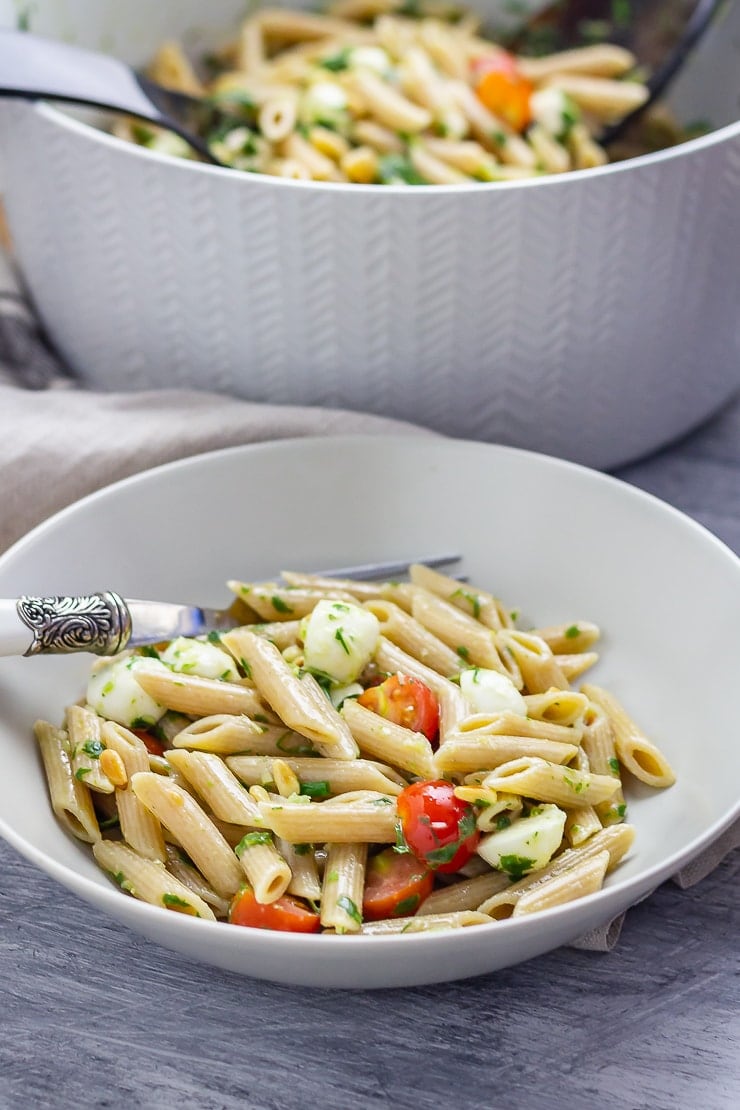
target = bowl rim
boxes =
[0,434,739,958]
[33,98,740,196]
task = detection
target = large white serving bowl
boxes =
[0,435,738,989]
[0,2,740,469]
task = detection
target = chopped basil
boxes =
[81,739,104,759]
[327,869,339,883]
[293,843,312,855]
[130,716,154,730]
[337,895,362,925]
[138,644,160,658]
[101,681,114,697]
[425,841,460,867]
[608,757,621,776]
[334,627,351,655]
[98,814,120,831]
[393,894,421,916]
[496,815,512,831]
[162,893,194,910]
[456,646,471,662]
[616,803,627,818]
[377,153,428,186]
[371,796,393,806]
[563,774,587,794]
[235,830,273,857]
[74,767,91,781]
[271,595,294,614]
[206,630,222,643]
[276,732,315,756]
[299,780,331,799]
[565,624,581,639]
[394,820,411,854]
[319,47,352,72]
[451,588,481,620]
[499,854,535,881]
[475,797,491,809]
[109,870,134,893]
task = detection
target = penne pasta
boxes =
[65,705,114,795]
[435,735,579,775]
[34,720,101,844]
[582,685,676,789]
[227,754,406,796]
[93,839,216,919]
[133,662,265,720]
[100,721,167,861]
[257,792,398,843]
[321,842,367,932]
[165,749,262,826]
[482,756,620,808]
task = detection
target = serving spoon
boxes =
[512,0,725,142]
[0,0,725,164]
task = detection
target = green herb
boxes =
[206,630,222,644]
[101,681,114,697]
[451,588,481,619]
[81,739,104,759]
[74,767,91,781]
[456,646,471,663]
[499,854,535,881]
[393,894,421,916]
[109,870,134,893]
[371,796,393,806]
[496,815,512,831]
[608,757,620,776]
[425,840,461,867]
[377,153,428,186]
[271,595,294,614]
[235,830,273,857]
[276,733,315,756]
[394,820,411,854]
[616,803,627,818]
[334,627,351,655]
[293,843,312,855]
[337,895,362,925]
[475,797,491,809]
[130,716,154,731]
[300,780,331,799]
[327,869,339,883]
[239,658,252,678]
[138,644,160,658]
[563,774,587,794]
[162,893,194,910]
[510,610,519,622]
[98,814,120,831]
[319,47,353,72]
[565,624,581,639]
[491,130,508,147]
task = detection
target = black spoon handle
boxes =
[0,30,218,163]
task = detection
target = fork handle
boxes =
[0,593,131,657]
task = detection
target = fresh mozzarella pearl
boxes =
[459,667,527,716]
[350,46,392,75]
[87,655,168,728]
[159,636,239,681]
[303,599,380,685]
[530,87,573,136]
[476,804,566,875]
[301,81,348,124]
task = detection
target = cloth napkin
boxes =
[1,251,737,953]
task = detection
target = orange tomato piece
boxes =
[362,848,435,921]
[474,54,533,133]
[229,887,321,933]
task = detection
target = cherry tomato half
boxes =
[362,847,434,921]
[357,673,440,743]
[473,51,533,133]
[229,887,321,933]
[397,780,480,874]
[132,729,166,757]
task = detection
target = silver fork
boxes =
[0,554,461,658]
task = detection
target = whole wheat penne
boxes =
[93,839,216,920]
[131,772,244,898]
[524,690,589,728]
[454,711,581,745]
[540,73,649,122]
[321,842,367,932]
[513,850,610,916]
[165,844,231,917]
[229,581,357,620]
[258,793,397,843]
[278,837,322,900]
[100,722,167,861]
[364,598,461,675]
[244,620,303,650]
[65,705,114,794]
[341,697,435,779]
[477,823,635,918]
[234,829,292,903]
[517,44,636,81]
[580,701,626,826]
[555,652,600,681]
[534,621,601,655]
[563,747,602,848]
[236,15,265,73]
[34,720,100,844]
[348,67,432,132]
[221,629,359,758]
[361,910,491,934]
[568,121,609,169]
[412,587,507,674]
[147,41,203,96]
[482,756,620,808]
[133,662,265,719]
[435,735,578,775]
[173,713,308,756]
[498,631,569,693]
[416,870,511,916]
[165,749,262,826]
[582,684,676,789]
[409,563,513,631]
[227,754,406,796]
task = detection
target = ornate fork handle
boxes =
[15,592,131,656]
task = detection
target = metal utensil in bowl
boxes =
[0,29,223,164]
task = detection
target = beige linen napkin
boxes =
[0,253,737,952]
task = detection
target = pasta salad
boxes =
[34,562,676,935]
[117,1,656,184]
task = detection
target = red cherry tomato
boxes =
[357,673,440,743]
[362,847,434,921]
[132,729,166,757]
[397,780,480,874]
[229,887,321,933]
[472,51,533,132]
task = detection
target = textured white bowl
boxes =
[1,1,740,468]
[0,436,738,988]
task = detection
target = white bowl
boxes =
[0,435,738,988]
[1,2,740,468]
